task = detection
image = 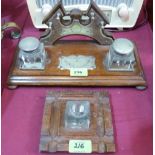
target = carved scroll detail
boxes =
[40,0,114,45]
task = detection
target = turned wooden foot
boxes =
[8,85,18,89]
[136,86,147,90]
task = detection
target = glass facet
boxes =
[64,100,90,130]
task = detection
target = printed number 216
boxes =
[74,143,84,149]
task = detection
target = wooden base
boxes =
[40,91,115,153]
[8,41,146,88]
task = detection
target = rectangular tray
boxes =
[39,90,116,153]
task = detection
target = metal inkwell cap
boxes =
[112,38,134,55]
[19,37,40,52]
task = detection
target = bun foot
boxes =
[8,85,18,89]
[136,86,147,90]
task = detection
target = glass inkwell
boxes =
[105,38,136,71]
[17,37,47,70]
[64,100,90,130]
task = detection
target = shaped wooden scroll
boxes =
[40,0,114,45]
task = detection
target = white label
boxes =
[69,140,92,153]
[70,68,88,77]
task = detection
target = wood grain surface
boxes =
[39,90,116,153]
[7,41,146,88]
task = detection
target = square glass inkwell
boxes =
[64,100,90,130]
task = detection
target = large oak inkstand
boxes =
[7,0,146,89]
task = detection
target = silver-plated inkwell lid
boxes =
[112,38,134,55]
[19,37,40,52]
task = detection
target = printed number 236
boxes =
[74,71,82,74]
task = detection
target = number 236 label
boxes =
[70,68,88,77]
[69,140,92,153]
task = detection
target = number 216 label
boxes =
[69,140,92,153]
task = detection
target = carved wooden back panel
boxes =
[40,0,114,45]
